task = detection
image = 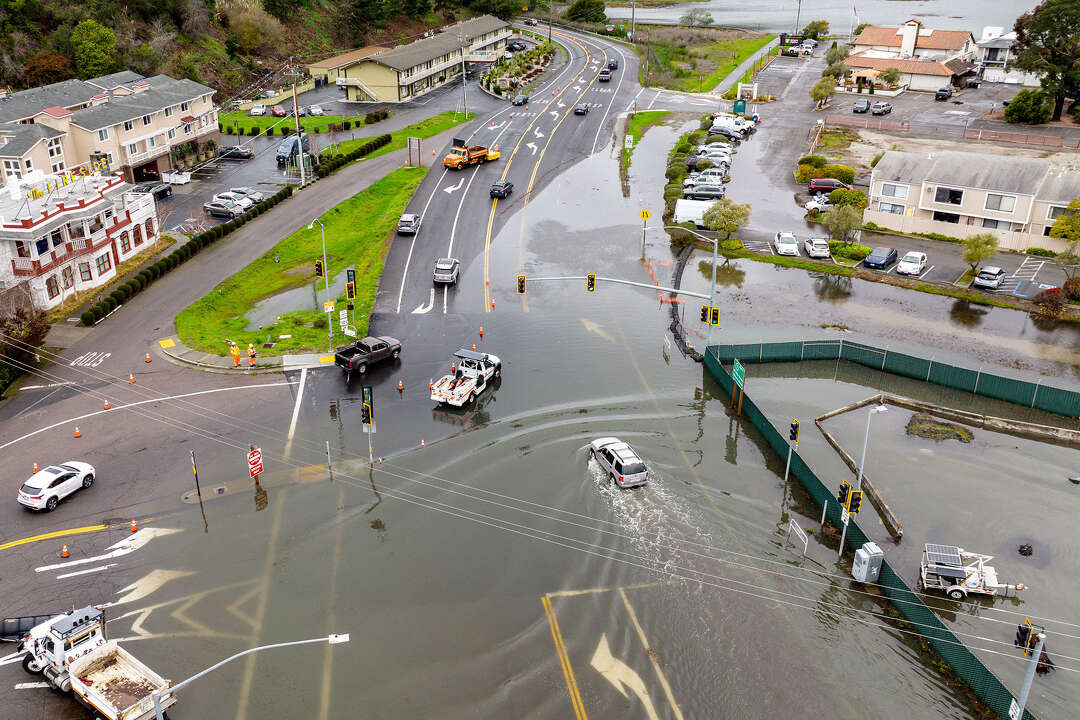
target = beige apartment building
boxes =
[0,72,217,185]
[865,150,1080,251]
[338,15,511,102]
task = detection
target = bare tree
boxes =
[181,0,210,37]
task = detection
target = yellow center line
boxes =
[542,594,588,720]
[0,523,108,551]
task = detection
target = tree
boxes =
[70,20,118,79]
[0,308,49,394]
[853,23,870,37]
[564,0,605,23]
[962,232,1000,274]
[25,51,74,87]
[810,76,836,107]
[1049,198,1080,278]
[1013,0,1080,121]
[824,44,849,66]
[228,6,284,54]
[822,62,847,81]
[1004,88,1053,124]
[263,0,294,21]
[702,198,751,239]
[823,205,863,245]
[879,67,902,86]
[681,8,713,27]
[802,20,829,40]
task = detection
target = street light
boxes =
[308,217,333,352]
[152,634,350,720]
[839,402,886,557]
[662,225,719,350]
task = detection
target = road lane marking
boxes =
[618,587,685,720]
[35,528,181,573]
[443,178,464,194]
[546,580,674,598]
[283,367,307,461]
[56,563,117,579]
[394,167,449,314]
[533,126,545,138]
[542,595,588,720]
[590,633,660,720]
[102,569,197,607]
[0,381,299,452]
[590,36,630,155]
[0,523,108,552]
[19,381,75,390]
[412,288,435,313]
[447,120,517,261]
[15,682,50,690]
[919,265,935,280]
[525,142,538,154]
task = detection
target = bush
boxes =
[1064,277,1080,301]
[343,120,351,130]
[109,290,125,304]
[696,158,713,171]
[1004,89,1052,125]
[81,310,96,326]
[823,164,856,184]
[1025,247,1057,257]
[829,188,868,210]
[665,164,686,181]
[794,164,818,183]
[871,151,885,168]
[828,240,872,260]
[797,154,827,168]
[663,185,684,203]
[1032,288,1064,317]
[248,126,259,136]
[102,296,117,312]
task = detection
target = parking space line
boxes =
[541,594,588,720]
[618,587,685,720]
[918,265,935,280]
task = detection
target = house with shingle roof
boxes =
[844,19,976,92]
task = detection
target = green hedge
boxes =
[314,133,392,179]
[80,186,294,326]
[828,240,872,260]
[1025,247,1057,257]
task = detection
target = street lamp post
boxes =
[308,218,333,352]
[152,634,350,720]
[663,225,719,350]
[840,403,887,556]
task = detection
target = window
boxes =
[95,252,112,275]
[123,120,133,132]
[982,218,1011,230]
[144,218,154,239]
[79,262,92,281]
[1044,225,1055,236]
[128,143,138,156]
[133,225,143,245]
[142,114,151,126]
[47,138,63,159]
[51,160,64,173]
[98,128,109,141]
[35,237,48,255]
[3,159,21,179]
[932,211,961,223]
[878,202,905,214]
[23,158,32,171]
[167,129,175,140]
[15,241,29,257]
[51,230,63,248]
[181,101,189,111]
[1048,205,1067,221]
[119,231,131,253]
[985,193,1016,213]
[61,266,74,288]
[880,183,907,199]
[934,187,963,205]
[148,136,155,148]
[165,107,173,117]
[106,152,114,165]
[45,275,59,299]
[184,124,192,134]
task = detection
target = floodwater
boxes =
[245,267,353,330]
[604,0,1035,35]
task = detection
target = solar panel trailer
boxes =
[919,543,1027,600]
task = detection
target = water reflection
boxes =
[948,300,988,328]
[812,273,853,303]
[698,259,746,288]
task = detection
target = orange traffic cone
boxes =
[397,379,404,392]
[428,378,433,390]
[104,399,111,410]
[144,352,152,363]
[421,437,425,448]
[479,326,484,338]
[471,343,477,352]
[73,426,81,438]
[33,461,39,473]
[130,518,137,533]
[60,544,69,558]
[129,373,135,384]
[491,298,496,310]
[451,362,456,374]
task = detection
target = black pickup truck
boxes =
[334,336,401,375]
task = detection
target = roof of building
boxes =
[70,75,215,131]
[369,15,508,72]
[944,58,976,75]
[0,124,65,158]
[0,79,99,124]
[926,151,1049,195]
[308,46,388,69]
[85,70,146,91]
[844,54,953,77]
[1035,169,1080,205]
[852,25,973,51]
[872,151,936,185]
[0,170,128,232]
[41,106,72,118]
[977,30,1016,49]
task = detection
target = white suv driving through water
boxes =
[589,438,649,488]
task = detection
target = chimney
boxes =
[898,21,919,57]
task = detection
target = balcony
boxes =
[10,232,110,278]
[125,142,170,166]
[401,56,464,86]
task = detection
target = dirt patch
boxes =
[845,130,1080,173]
[905,412,974,443]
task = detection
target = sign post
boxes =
[639,208,651,259]
[247,444,263,486]
[731,358,745,416]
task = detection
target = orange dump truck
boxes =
[443,137,501,169]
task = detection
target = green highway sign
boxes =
[733,358,745,389]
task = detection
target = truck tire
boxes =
[468,391,476,404]
[391,349,400,360]
[494,364,501,378]
[947,588,965,600]
[357,363,367,374]
[22,654,41,674]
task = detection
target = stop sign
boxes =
[247,447,264,478]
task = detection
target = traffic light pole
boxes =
[784,419,799,484]
[1015,633,1046,718]
[309,218,332,352]
[840,404,886,558]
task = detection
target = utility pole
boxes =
[458,31,468,117]
[291,66,305,186]
[631,0,636,40]
[795,0,803,34]
[840,403,886,557]
[1014,632,1047,718]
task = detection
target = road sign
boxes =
[324,301,335,312]
[732,358,745,388]
[344,327,357,337]
[247,447,264,478]
[639,208,651,221]
[841,508,850,526]
[1009,699,1021,720]
[339,309,348,328]
[347,268,355,284]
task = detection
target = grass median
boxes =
[175,166,428,355]
[323,110,475,161]
[219,110,372,136]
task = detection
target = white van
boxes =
[712,115,753,134]
[673,199,718,228]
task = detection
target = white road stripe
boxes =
[15,682,49,690]
[283,366,307,461]
[590,35,631,156]
[36,528,180,574]
[394,167,449,314]
[56,563,117,580]
[19,381,76,391]
[1,652,26,666]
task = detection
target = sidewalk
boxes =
[154,334,337,373]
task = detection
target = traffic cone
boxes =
[104,399,110,410]
[491,298,495,310]
[478,326,484,339]
[420,437,425,448]
[428,378,433,390]
[451,362,456,374]
[130,518,137,533]
[472,343,477,352]
[73,426,81,438]
[129,373,135,384]
[33,461,39,473]
[144,352,152,363]
[397,378,404,392]
[60,544,69,558]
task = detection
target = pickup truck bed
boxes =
[70,641,174,720]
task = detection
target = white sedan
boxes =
[895,251,928,275]
[804,237,831,259]
[249,104,266,116]
[18,462,95,511]
[774,232,800,256]
[804,196,833,214]
[214,191,254,210]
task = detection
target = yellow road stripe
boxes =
[542,594,588,720]
[619,587,685,720]
[0,524,108,552]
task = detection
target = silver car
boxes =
[589,437,649,488]
[433,257,460,284]
[971,266,1006,289]
[230,186,265,203]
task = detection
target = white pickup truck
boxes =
[19,607,176,719]
[430,348,501,407]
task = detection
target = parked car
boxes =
[608,59,618,69]
[17,462,95,511]
[707,127,742,143]
[589,438,649,488]
[490,180,514,198]
[683,168,728,188]
[804,196,832,214]
[871,102,893,115]
[574,103,590,115]
[598,69,612,82]
[697,141,733,153]
[132,182,172,201]
[204,199,244,218]
[397,213,421,234]
[895,251,927,275]
[308,105,325,116]
[433,257,460,285]
[508,41,527,51]
[218,145,253,160]
[863,246,898,269]
[270,106,287,117]
[249,104,266,116]
[971,266,1007,290]
[684,183,725,201]
[214,191,254,210]
[774,232,799,256]
[511,94,529,106]
[524,17,537,25]
[804,238,831,259]
[853,99,872,113]
[229,186,265,203]
[935,87,954,101]
[808,178,851,193]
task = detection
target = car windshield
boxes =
[779,235,795,244]
[902,253,921,263]
[436,260,455,269]
[870,248,890,257]
[20,483,40,493]
[622,462,647,475]
[977,270,999,279]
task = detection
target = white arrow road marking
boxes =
[549,111,559,119]
[557,101,566,108]
[443,178,464,194]
[526,142,538,155]
[35,527,181,573]
[411,288,435,314]
[573,85,583,92]
[590,634,661,720]
[489,120,506,129]
[57,563,116,580]
[1,652,27,667]
[533,127,544,138]
[581,318,613,342]
[15,682,49,690]
[100,568,197,608]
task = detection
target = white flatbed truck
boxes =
[430,348,501,407]
[919,543,1026,600]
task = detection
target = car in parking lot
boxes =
[853,99,872,113]
[871,102,892,115]
[214,191,254,210]
[808,178,851,193]
[574,103,590,115]
[598,69,612,82]
[133,182,172,201]
[308,105,325,116]
[249,105,266,116]
[707,127,742,143]
[218,145,253,160]
[683,168,728,188]
[508,41,527,51]
[804,237,831,259]
[935,87,954,101]
[490,180,514,198]
[17,462,96,511]
[589,438,649,488]
[895,251,927,275]
[203,199,244,218]
[433,257,460,285]
[270,106,287,117]
[697,141,733,153]
[229,186,265,203]
[804,196,832,214]
[396,213,420,234]
[511,94,529,105]
[608,59,618,69]
[863,246,898,269]
[683,183,725,201]
[774,231,799,256]
[971,266,1007,290]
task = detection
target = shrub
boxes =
[81,310,96,326]
[102,296,117,312]
[1004,89,1052,125]
[265,126,274,135]
[828,240,871,260]
[1032,288,1064,317]
[110,290,125,304]
[829,188,868,210]
[1025,247,1057,257]
[797,154,827,168]
[313,126,320,133]
[663,185,684,203]
[248,126,259,136]
[696,158,713,171]
[1064,277,1080,301]
[870,151,884,168]
[794,164,818,183]
[665,165,686,181]
[343,120,351,130]
[823,164,856,184]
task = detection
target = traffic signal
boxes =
[710,307,720,326]
[837,480,850,507]
[361,403,372,425]
[346,281,356,300]
[789,418,800,443]
[315,260,324,277]
[848,489,862,514]
[516,274,526,294]
[361,385,374,426]
[586,274,596,293]
[700,305,710,323]
[1016,620,1035,655]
